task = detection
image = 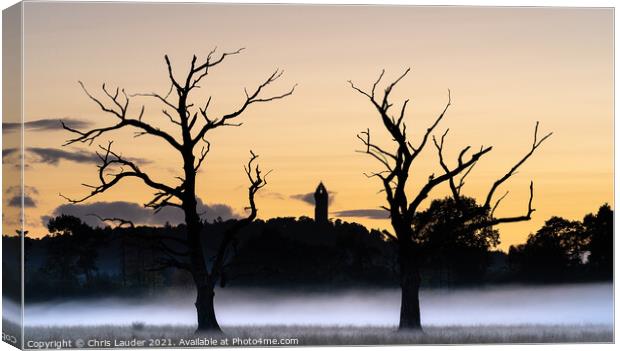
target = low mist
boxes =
[19,283,613,327]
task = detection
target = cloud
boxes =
[2,149,27,169]
[6,185,39,195]
[45,198,239,228]
[1,147,151,166]
[259,191,285,200]
[2,118,92,132]
[2,148,19,160]
[333,209,390,219]
[198,203,239,221]
[5,186,39,208]
[28,147,99,165]
[8,195,36,208]
[3,147,96,165]
[290,191,336,206]
[290,192,315,205]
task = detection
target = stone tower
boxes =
[314,182,328,224]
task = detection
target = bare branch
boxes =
[184,48,246,91]
[193,48,245,73]
[468,181,536,231]
[87,214,135,228]
[164,55,183,92]
[490,190,509,216]
[381,68,411,110]
[192,70,296,145]
[348,80,373,100]
[371,70,385,99]
[455,161,476,194]
[209,150,270,287]
[194,141,211,172]
[356,128,395,171]
[162,109,182,126]
[144,191,183,213]
[432,128,464,202]
[484,122,552,209]
[64,82,182,150]
[350,69,456,221]
[60,142,183,207]
[408,145,493,217]
[410,89,451,157]
[131,91,178,111]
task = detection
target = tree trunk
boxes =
[187,220,222,333]
[398,261,422,330]
[195,283,221,333]
[398,240,423,331]
[182,148,222,333]
[189,239,222,333]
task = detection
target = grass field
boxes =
[5,321,612,347]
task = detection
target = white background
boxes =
[0,1,617,351]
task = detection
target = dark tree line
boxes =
[508,204,613,282]
[18,203,612,302]
[42,215,102,286]
[22,216,399,300]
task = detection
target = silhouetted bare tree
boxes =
[62,49,294,332]
[349,69,551,330]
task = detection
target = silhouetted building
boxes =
[314,182,328,224]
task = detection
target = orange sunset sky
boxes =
[2,3,613,251]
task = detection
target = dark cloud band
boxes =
[3,147,150,166]
[290,191,336,205]
[44,199,239,228]
[28,147,99,165]
[333,209,389,219]
[7,195,36,208]
[3,118,92,132]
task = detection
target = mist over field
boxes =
[20,283,613,327]
[2,296,21,325]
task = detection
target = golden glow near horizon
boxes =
[3,3,613,251]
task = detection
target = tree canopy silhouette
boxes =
[510,217,585,281]
[349,68,551,330]
[62,49,294,332]
[413,196,500,284]
[509,204,613,281]
[43,215,101,292]
[20,203,611,302]
[583,204,613,279]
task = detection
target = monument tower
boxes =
[314,182,328,224]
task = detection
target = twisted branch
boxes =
[193,69,297,145]
[59,141,183,211]
[63,82,181,150]
[350,69,479,226]
[209,151,271,287]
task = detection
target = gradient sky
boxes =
[3,2,613,250]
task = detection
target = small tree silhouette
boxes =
[509,216,586,280]
[62,49,294,332]
[43,215,98,290]
[349,69,551,330]
[584,204,613,278]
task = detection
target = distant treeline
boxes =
[1,202,612,302]
[508,203,612,282]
